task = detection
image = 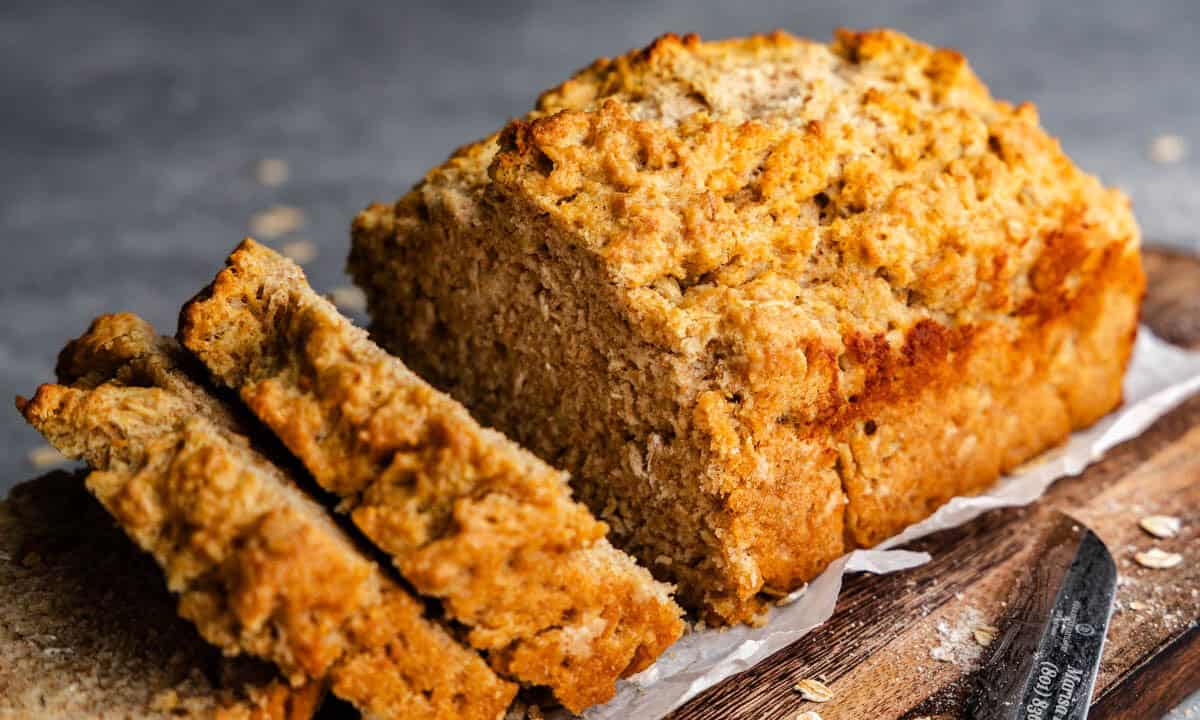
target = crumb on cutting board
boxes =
[929,606,986,667]
[1134,547,1184,569]
[793,677,834,703]
[1139,514,1182,539]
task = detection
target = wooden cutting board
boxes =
[671,247,1200,720]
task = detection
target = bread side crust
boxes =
[349,28,1144,623]
[181,241,683,712]
[18,314,515,720]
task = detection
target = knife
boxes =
[965,512,1117,720]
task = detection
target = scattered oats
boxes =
[1134,548,1183,569]
[250,205,305,238]
[973,624,999,647]
[793,678,834,703]
[28,443,68,468]
[280,239,318,264]
[795,712,823,720]
[1138,515,1182,539]
[255,157,289,186]
[1149,134,1188,164]
[329,285,367,313]
[1128,601,1148,611]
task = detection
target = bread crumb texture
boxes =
[0,471,325,720]
[181,241,684,712]
[350,28,1144,624]
[18,314,515,720]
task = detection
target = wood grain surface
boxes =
[670,246,1200,720]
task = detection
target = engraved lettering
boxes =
[1052,666,1085,719]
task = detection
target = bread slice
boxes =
[348,29,1145,623]
[180,240,683,713]
[18,314,516,720]
[1,470,324,720]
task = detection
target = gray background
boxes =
[2,1,1197,713]
[5,0,1200,487]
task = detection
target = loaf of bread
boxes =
[180,240,684,712]
[1,470,324,720]
[18,314,516,720]
[349,29,1145,623]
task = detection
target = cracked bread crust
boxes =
[180,240,683,713]
[1,471,324,720]
[18,314,516,720]
[350,28,1144,623]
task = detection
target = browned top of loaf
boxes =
[17,314,516,720]
[360,27,1142,439]
[0,471,323,720]
[180,241,684,713]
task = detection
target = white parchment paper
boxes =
[580,327,1200,720]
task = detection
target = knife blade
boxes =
[966,512,1117,720]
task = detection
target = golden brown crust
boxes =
[18,314,516,720]
[0,471,325,720]
[349,28,1143,623]
[180,240,683,713]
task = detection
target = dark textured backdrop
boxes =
[5,3,1200,473]
[3,1,1198,715]
[5,0,1199,488]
